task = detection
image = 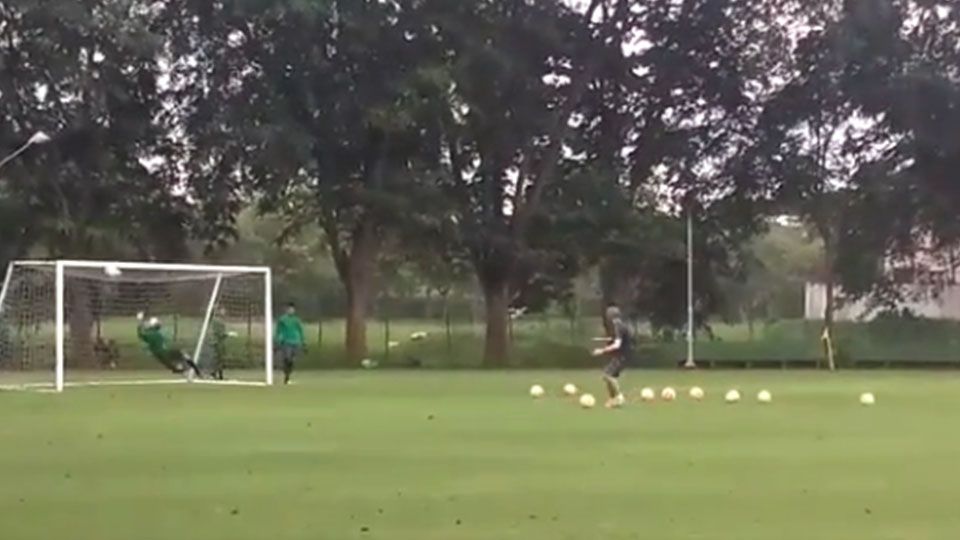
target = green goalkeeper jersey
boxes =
[274,314,305,347]
[212,319,227,344]
[137,324,169,357]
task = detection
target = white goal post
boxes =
[0,260,273,392]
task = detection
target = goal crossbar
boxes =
[10,260,270,274]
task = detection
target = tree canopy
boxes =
[2,0,958,365]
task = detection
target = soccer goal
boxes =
[0,260,273,392]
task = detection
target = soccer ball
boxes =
[104,264,122,277]
[724,389,741,403]
[579,393,596,409]
[660,387,677,401]
[562,383,578,396]
[640,387,656,401]
[757,390,772,404]
[689,386,705,401]
[860,392,875,406]
[360,358,378,369]
[529,384,545,399]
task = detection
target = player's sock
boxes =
[283,359,293,384]
[603,375,620,399]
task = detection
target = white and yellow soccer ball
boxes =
[529,384,546,399]
[660,387,677,401]
[104,264,122,277]
[689,386,705,401]
[724,389,741,403]
[757,390,772,404]
[562,383,578,396]
[579,393,596,409]
[640,387,656,402]
[860,392,876,406]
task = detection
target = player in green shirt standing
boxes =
[275,302,305,385]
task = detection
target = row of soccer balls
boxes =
[529,384,877,408]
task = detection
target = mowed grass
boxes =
[1,370,959,540]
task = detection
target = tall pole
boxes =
[684,208,696,369]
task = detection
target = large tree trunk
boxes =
[343,224,377,364]
[482,278,511,367]
[345,277,371,363]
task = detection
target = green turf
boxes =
[1,370,958,539]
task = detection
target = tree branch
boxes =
[510,0,619,241]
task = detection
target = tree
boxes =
[166,0,447,363]
[0,0,191,364]
[590,0,781,338]
[427,0,635,365]
[208,208,339,319]
[752,0,906,369]
[843,0,960,257]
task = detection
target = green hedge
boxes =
[298,318,960,368]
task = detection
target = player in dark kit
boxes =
[591,304,633,408]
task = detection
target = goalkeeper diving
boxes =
[136,311,202,377]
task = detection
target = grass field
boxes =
[2,370,959,539]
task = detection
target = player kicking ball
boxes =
[591,305,632,408]
[136,311,202,378]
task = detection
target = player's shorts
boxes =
[603,354,629,378]
[278,344,300,365]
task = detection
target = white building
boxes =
[805,282,960,321]
[805,241,960,321]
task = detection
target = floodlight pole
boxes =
[684,208,696,369]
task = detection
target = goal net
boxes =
[0,260,273,391]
